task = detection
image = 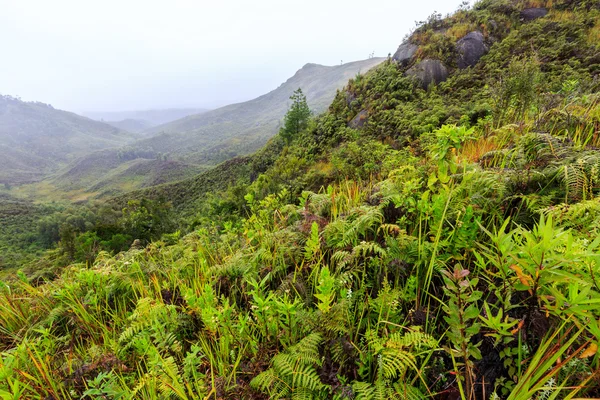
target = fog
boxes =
[0,0,470,113]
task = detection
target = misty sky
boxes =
[0,0,470,113]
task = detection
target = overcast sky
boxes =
[0,0,469,113]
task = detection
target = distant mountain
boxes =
[104,118,154,133]
[83,108,208,132]
[0,95,135,185]
[55,58,385,196]
[141,58,385,165]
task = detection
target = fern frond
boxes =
[381,350,417,379]
[351,381,377,400]
[251,333,326,398]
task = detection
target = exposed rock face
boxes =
[393,42,419,66]
[456,31,488,69]
[349,110,368,129]
[520,8,548,21]
[406,59,449,88]
[345,91,356,107]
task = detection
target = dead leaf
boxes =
[580,343,598,359]
[509,264,533,288]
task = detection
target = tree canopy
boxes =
[279,88,311,143]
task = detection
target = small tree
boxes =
[58,223,76,260]
[120,198,173,243]
[280,88,311,144]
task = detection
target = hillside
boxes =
[125,0,600,222]
[140,58,385,165]
[46,149,206,198]
[0,194,53,272]
[0,95,134,184]
[3,0,600,399]
[51,58,384,197]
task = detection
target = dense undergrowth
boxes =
[2,0,600,398]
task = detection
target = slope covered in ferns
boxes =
[2,0,600,399]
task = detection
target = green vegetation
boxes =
[280,89,312,143]
[0,196,53,274]
[2,0,600,398]
[0,194,176,276]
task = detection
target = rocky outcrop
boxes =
[348,110,368,129]
[456,31,488,69]
[406,59,449,88]
[520,8,548,21]
[345,91,356,107]
[393,42,418,66]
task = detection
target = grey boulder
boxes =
[406,59,449,88]
[348,110,368,129]
[520,8,548,21]
[393,42,419,66]
[456,31,488,69]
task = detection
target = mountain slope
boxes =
[46,149,205,198]
[52,58,384,196]
[140,58,385,165]
[119,0,600,223]
[0,95,134,184]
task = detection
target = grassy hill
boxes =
[0,95,135,185]
[3,0,600,398]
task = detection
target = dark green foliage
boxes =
[120,198,174,243]
[490,57,543,126]
[0,198,53,272]
[280,89,312,144]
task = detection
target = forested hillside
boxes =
[0,60,384,269]
[0,96,134,185]
[2,0,600,399]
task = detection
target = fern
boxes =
[520,132,568,166]
[251,333,326,399]
[350,379,425,400]
[303,191,333,218]
[324,206,384,249]
[352,241,387,260]
[118,297,182,358]
[556,153,600,203]
[543,198,600,231]
[359,328,436,397]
